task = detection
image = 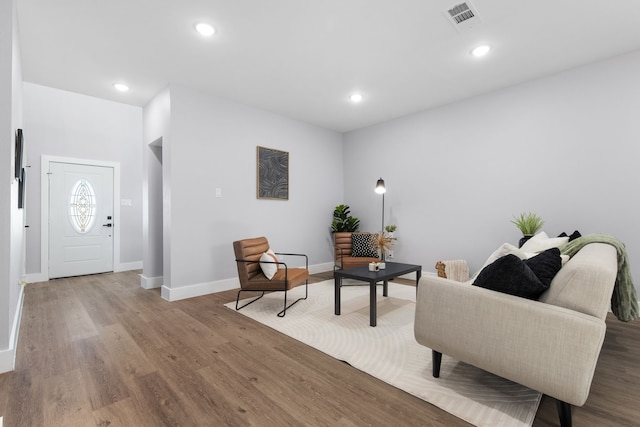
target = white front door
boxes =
[48,162,114,279]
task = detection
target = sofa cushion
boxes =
[473,254,548,300]
[520,231,569,253]
[524,248,562,288]
[558,230,582,241]
[351,233,378,257]
[471,243,530,281]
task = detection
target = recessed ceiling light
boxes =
[471,45,491,57]
[195,23,216,37]
[350,93,363,103]
[113,83,129,92]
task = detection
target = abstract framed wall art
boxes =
[257,146,289,200]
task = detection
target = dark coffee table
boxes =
[334,262,422,327]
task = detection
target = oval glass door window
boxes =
[69,179,97,233]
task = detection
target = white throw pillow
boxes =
[520,231,569,253]
[469,243,530,282]
[260,249,279,280]
[484,243,529,265]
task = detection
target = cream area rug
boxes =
[225,280,541,427]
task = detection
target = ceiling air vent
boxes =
[444,2,483,32]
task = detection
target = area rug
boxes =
[225,280,541,426]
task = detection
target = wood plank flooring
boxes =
[1,270,639,426]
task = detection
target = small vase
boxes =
[519,235,533,248]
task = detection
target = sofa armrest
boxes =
[414,275,606,406]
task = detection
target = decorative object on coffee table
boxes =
[511,212,544,247]
[373,231,394,261]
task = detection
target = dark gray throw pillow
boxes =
[351,233,378,257]
[524,248,562,288]
[472,254,548,300]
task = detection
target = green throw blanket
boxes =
[560,234,639,322]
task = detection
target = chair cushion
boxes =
[351,233,378,257]
[245,267,309,291]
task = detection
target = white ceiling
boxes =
[17,0,640,132]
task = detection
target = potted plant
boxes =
[511,212,544,247]
[384,224,397,234]
[330,204,360,232]
[384,224,397,243]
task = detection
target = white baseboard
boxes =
[160,262,335,302]
[309,262,334,275]
[0,285,25,374]
[25,272,48,284]
[115,261,143,272]
[140,275,163,289]
[162,277,239,301]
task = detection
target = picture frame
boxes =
[257,146,289,200]
[15,128,23,180]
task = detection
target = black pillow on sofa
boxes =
[558,230,582,241]
[524,247,562,288]
[472,254,548,300]
[351,233,379,257]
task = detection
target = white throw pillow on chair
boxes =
[260,249,279,280]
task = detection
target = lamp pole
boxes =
[375,177,386,233]
[381,192,385,233]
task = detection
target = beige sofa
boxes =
[414,243,617,427]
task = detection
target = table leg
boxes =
[334,276,341,315]
[383,280,388,297]
[370,280,377,327]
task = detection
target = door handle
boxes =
[102,223,113,228]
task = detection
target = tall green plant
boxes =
[330,204,360,232]
[511,212,544,235]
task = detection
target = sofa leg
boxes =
[432,350,442,378]
[556,400,572,427]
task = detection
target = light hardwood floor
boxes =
[0,270,638,426]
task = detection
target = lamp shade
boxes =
[375,178,386,194]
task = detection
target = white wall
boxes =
[141,88,170,289]
[344,50,640,295]
[22,83,144,280]
[0,0,25,373]
[145,85,344,300]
